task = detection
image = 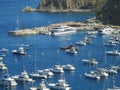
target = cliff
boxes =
[97,0,120,25]
[36,0,107,12]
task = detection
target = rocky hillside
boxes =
[97,0,120,25]
[37,0,107,12]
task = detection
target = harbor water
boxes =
[0,0,120,90]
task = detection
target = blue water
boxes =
[0,0,120,90]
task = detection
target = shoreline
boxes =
[22,7,93,13]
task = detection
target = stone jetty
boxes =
[9,21,97,36]
[9,27,50,36]
[9,19,120,36]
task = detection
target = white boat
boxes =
[50,25,76,36]
[0,74,17,87]
[30,80,49,90]
[0,48,8,52]
[12,70,35,82]
[89,35,96,38]
[106,50,120,56]
[82,36,92,44]
[62,64,75,71]
[107,86,120,90]
[0,57,3,61]
[111,66,120,71]
[97,68,117,74]
[94,69,108,77]
[37,69,54,77]
[51,65,64,73]
[98,26,115,35]
[84,72,100,80]
[49,79,71,90]
[0,62,8,71]
[66,47,78,54]
[76,41,86,46]
[104,42,116,46]
[82,59,98,65]
[29,49,48,79]
[12,47,26,55]
[29,72,47,79]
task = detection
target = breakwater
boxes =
[9,27,50,36]
[9,21,100,36]
[9,19,120,36]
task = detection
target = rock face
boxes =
[97,0,120,25]
[37,0,107,12]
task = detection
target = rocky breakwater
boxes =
[9,27,50,36]
[9,17,107,36]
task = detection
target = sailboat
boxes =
[107,74,120,90]
[84,52,101,80]
[29,49,48,79]
[11,70,35,82]
[30,79,50,90]
[48,77,71,90]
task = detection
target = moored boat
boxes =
[12,70,35,82]
[106,50,120,56]
[0,74,17,87]
[0,62,8,71]
[30,80,49,90]
[49,78,71,90]
[62,64,75,71]
[84,72,100,80]
[98,26,115,35]
[51,65,64,73]
[12,47,26,55]
[50,25,76,36]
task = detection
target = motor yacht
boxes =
[0,74,17,87]
[49,78,71,90]
[97,68,117,74]
[98,26,115,35]
[12,70,35,82]
[0,62,7,71]
[107,86,120,90]
[37,69,54,77]
[0,57,3,61]
[93,69,109,77]
[0,48,8,52]
[76,41,86,46]
[51,65,64,73]
[62,64,75,71]
[65,47,78,54]
[106,50,120,56]
[50,25,76,36]
[82,58,98,65]
[84,72,100,80]
[12,47,26,55]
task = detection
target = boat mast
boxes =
[34,49,37,72]
[16,16,19,30]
